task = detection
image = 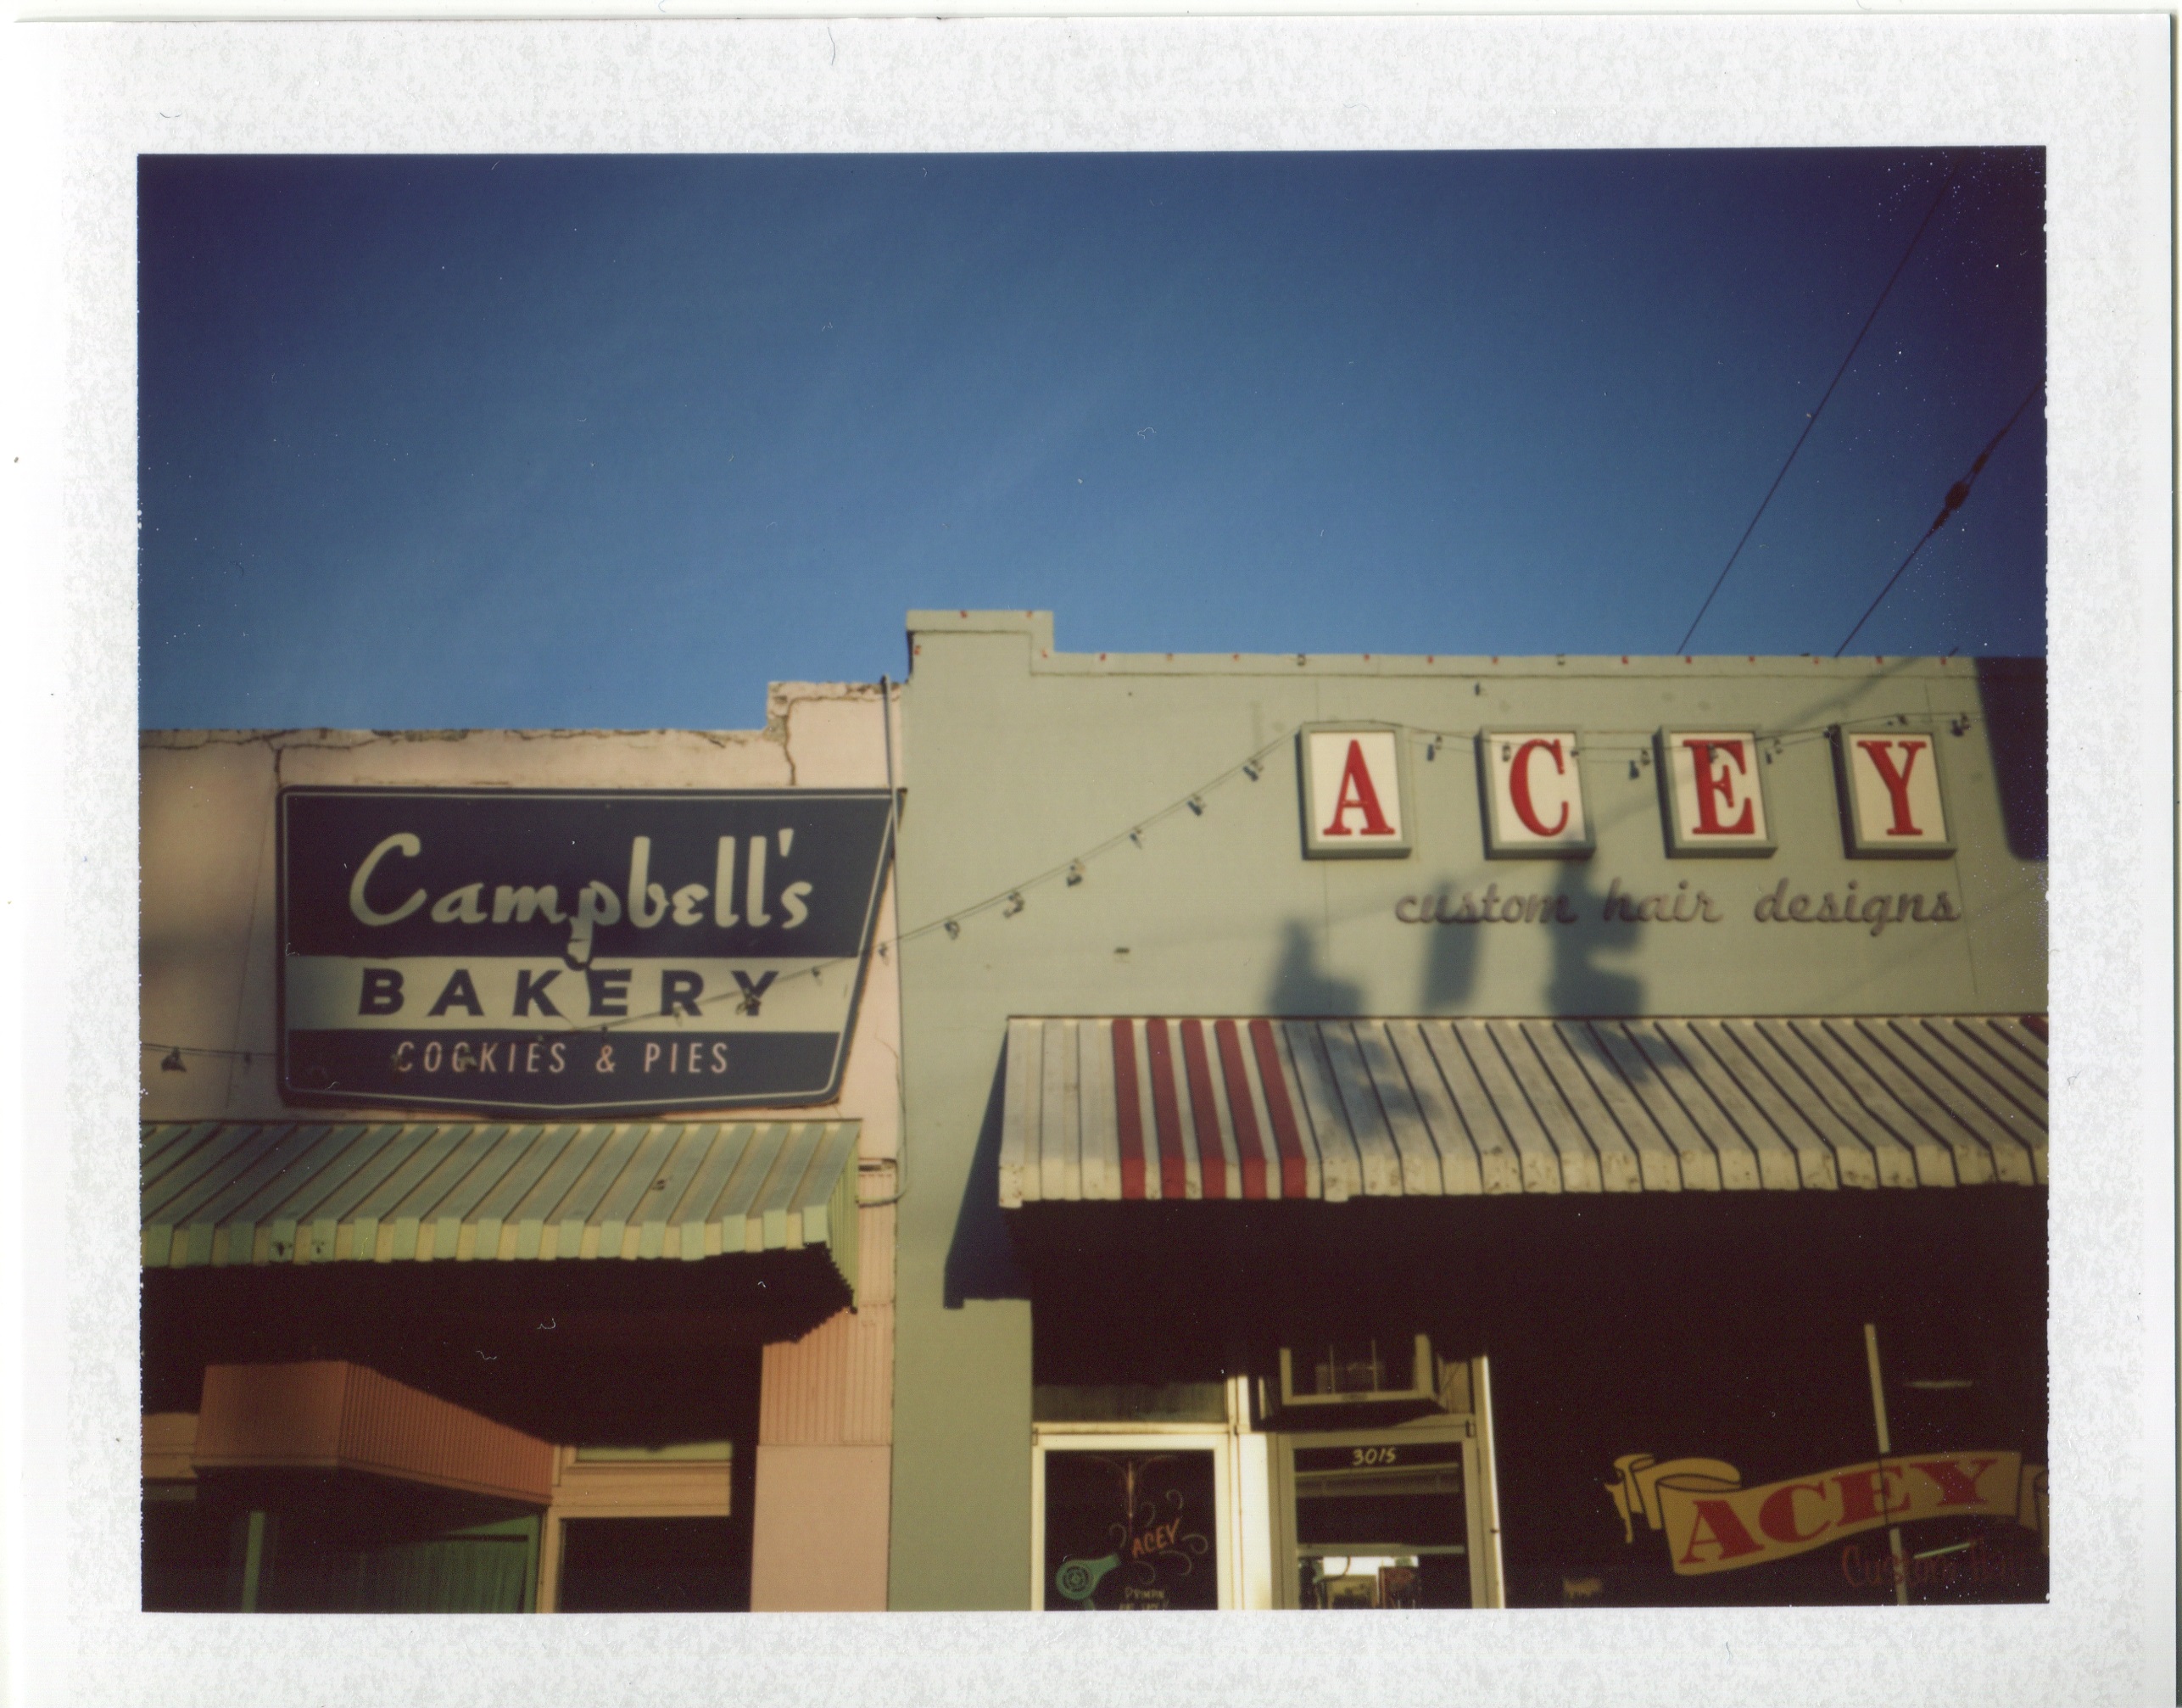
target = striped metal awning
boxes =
[142,1119,861,1294]
[998,1016,2046,1206]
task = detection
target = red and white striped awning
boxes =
[996,1015,2047,1207]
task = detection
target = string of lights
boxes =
[141,702,1990,1068]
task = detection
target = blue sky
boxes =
[138,149,2045,731]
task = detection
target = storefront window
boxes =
[151,1476,543,1612]
[1032,1384,1229,1424]
[555,1517,745,1612]
[142,1485,232,1612]
[1300,1340,1417,1399]
[1039,1443,1225,1610]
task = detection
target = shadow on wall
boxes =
[1546,856,1643,1018]
[1401,857,1646,1019]
[1268,861,1649,1024]
[1974,658,2045,862]
[944,1047,1030,1309]
[1266,918,1364,1016]
[1417,882,1482,1013]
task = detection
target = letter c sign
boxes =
[1480,732,1593,859]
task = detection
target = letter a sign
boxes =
[1834,725,1955,857]
[1298,726,1411,859]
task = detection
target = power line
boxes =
[1833,379,2045,659]
[1676,164,1961,655]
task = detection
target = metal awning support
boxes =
[142,1119,862,1300]
[998,1016,2046,1206]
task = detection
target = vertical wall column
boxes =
[749,1200,896,1610]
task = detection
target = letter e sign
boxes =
[1478,732,1593,859]
[1834,725,1954,857]
[1298,726,1411,859]
[1657,729,1774,857]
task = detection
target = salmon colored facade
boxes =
[140,690,903,1613]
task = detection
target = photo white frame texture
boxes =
[7,14,2171,1708]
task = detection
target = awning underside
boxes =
[998,1016,2046,1206]
[142,1119,861,1294]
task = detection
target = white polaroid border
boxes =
[8,14,2172,1708]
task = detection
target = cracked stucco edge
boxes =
[138,679,890,755]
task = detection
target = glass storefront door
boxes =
[1273,1424,1489,1609]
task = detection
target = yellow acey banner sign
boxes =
[1608,1452,2048,1575]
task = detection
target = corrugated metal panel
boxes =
[549,1455,734,1515]
[193,1360,555,1504]
[855,1202,896,1309]
[142,1119,861,1294]
[997,1016,2049,1206]
[757,1304,895,1448]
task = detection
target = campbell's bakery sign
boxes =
[278,788,894,1116]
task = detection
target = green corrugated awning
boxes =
[141,1119,860,1299]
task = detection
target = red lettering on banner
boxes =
[1677,1499,1765,1566]
[1856,739,1929,837]
[1509,739,1571,837]
[1756,1481,1831,1545]
[1832,1465,1911,1526]
[1684,740,1755,836]
[1910,1457,2002,1507]
[1322,741,1394,838]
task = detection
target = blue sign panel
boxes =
[278,787,894,1115]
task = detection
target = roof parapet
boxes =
[902,611,1985,680]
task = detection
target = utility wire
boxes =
[1833,379,2045,658]
[1676,164,1961,655]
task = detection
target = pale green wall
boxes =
[886,610,2045,1610]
